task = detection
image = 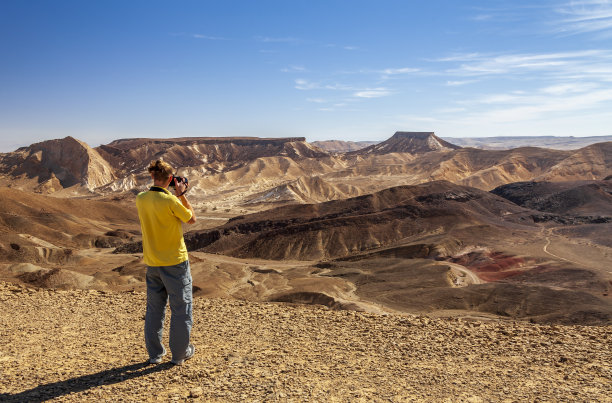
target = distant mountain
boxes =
[311,140,379,153]
[537,142,612,181]
[444,136,612,150]
[0,136,116,192]
[352,132,460,155]
[97,136,329,175]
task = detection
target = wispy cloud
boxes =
[171,32,229,40]
[442,50,612,82]
[192,34,228,40]
[255,36,301,43]
[446,80,477,86]
[554,0,612,37]
[353,88,391,98]
[294,79,353,91]
[380,67,420,78]
[281,65,307,73]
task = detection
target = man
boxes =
[136,159,197,365]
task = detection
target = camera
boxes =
[169,175,189,187]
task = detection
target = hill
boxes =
[492,180,612,216]
[0,282,610,402]
[311,140,379,152]
[0,136,116,193]
[351,131,460,155]
[187,181,530,260]
[96,136,329,175]
[444,135,612,150]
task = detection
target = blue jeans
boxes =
[144,260,193,362]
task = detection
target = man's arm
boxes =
[173,179,197,224]
[178,194,196,224]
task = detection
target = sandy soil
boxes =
[1,281,610,402]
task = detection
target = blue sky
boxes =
[1,0,612,151]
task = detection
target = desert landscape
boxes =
[1,131,611,401]
[1,131,611,324]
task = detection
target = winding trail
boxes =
[541,229,582,266]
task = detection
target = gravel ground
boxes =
[0,281,610,402]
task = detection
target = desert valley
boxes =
[0,131,610,325]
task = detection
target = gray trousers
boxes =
[144,260,193,362]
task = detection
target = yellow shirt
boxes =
[136,186,193,266]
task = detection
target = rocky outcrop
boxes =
[0,136,116,191]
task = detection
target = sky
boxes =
[1,0,612,152]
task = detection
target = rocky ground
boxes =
[0,281,610,402]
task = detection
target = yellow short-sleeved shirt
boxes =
[136,186,193,267]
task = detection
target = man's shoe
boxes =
[149,347,167,364]
[171,344,195,365]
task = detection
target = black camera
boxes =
[169,175,189,187]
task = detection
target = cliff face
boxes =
[96,137,329,174]
[0,136,116,191]
[352,132,460,155]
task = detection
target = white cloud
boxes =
[295,79,318,90]
[446,80,477,86]
[353,88,391,98]
[459,88,612,123]
[281,65,307,73]
[381,67,420,76]
[255,36,301,43]
[192,34,228,40]
[295,79,354,91]
[443,50,612,83]
[306,98,327,103]
[554,0,612,37]
[540,82,599,95]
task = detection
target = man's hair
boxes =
[148,159,174,182]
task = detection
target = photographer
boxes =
[136,159,197,365]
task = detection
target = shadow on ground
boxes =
[0,361,173,402]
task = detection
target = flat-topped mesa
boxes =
[95,136,329,174]
[353,131,461,155]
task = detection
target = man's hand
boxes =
[173,178,189,197]
[173,178,196,224]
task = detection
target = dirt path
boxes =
[447,262,483,286]
[1,282,610,402]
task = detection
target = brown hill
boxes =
[492,180,612,216]
[96,137,329,175]
[538,142,612,181]
[245,175,363,204]
[186,181,531,260]
[351,131,460,155]
[0,136,116,192]
[0,188,139,266]
[311,140,379,153]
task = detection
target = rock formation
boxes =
[351,131,460,155]
[0,136,116,191]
